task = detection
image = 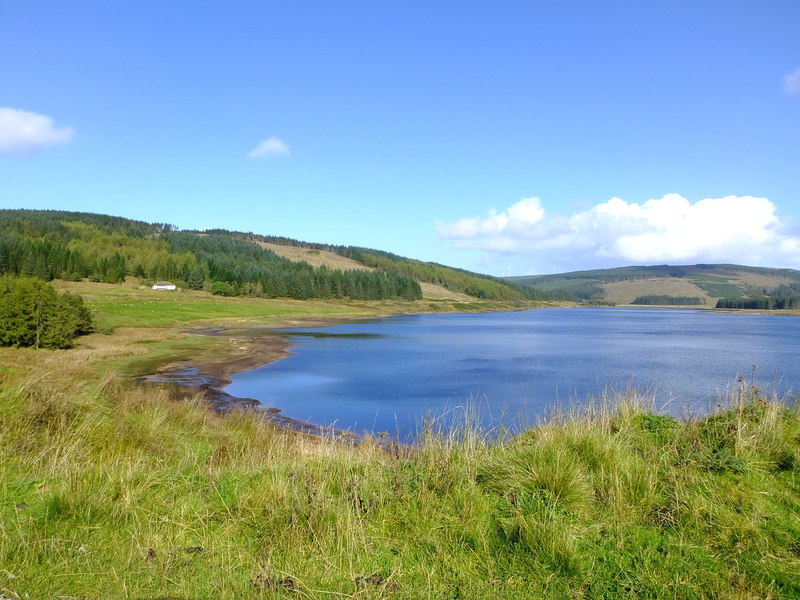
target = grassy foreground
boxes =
[1,365,799,598]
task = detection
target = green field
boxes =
[50,282,368,331]
[692,281,745,300]
[88,296,354,329]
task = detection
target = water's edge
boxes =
[137,322,370,441]
[137,307,800,440]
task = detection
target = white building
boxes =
[152,281,177,291]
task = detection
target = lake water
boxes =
[224,308,800,438]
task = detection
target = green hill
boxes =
[7,209,796,310]
[0,209,557,304]
[508,264,800,308]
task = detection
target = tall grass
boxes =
[1,368,799,598]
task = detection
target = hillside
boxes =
[258,241,475,301]
[5,210,799,310]
[508,264,800,308]
[235,230,557,302]
[0,209,551,305]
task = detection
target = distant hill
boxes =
[0,209,557,303]
[507,264,800,308]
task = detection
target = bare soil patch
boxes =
[727,271,795,288]
[418,282,474,301]
[257,242,372,271]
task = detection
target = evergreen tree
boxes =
[187,266,205,290]
[0,276,93,349]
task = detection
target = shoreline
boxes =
[136,304,538,439]
[140,317,379,440]
[136,303,534,410]
[138,303,797,438]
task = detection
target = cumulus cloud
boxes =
[247,136,289,159]
[0,107,75,155]
[437,197,545,246]
[784,67,800,96]
[436,194,800,271]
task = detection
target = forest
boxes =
[0,210,423,301]
[209,229,560,301]
[716,297,800,310]
[632,295,705,306]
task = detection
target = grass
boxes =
[1,362,799,598]
[92,297,277,326]
[602,278,714,305]
[68,283,360,331]
[693,280,745,300]
[100,331,241,377]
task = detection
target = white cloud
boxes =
[436,194,800,271]
[0,107,75,155]
[247,136,289,159]
[436,197,545,249]
[784,67,800,96]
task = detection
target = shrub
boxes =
[0,276,93,348]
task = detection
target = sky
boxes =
[2,1,799,276]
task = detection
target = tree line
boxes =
[632,295,705,306]
[716,297,800,310]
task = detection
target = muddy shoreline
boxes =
[140,320,365,440]
[137,305,548,440]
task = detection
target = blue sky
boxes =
[2,1,799,275]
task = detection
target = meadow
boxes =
[52,281,369,332]
[1,286,799,598]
